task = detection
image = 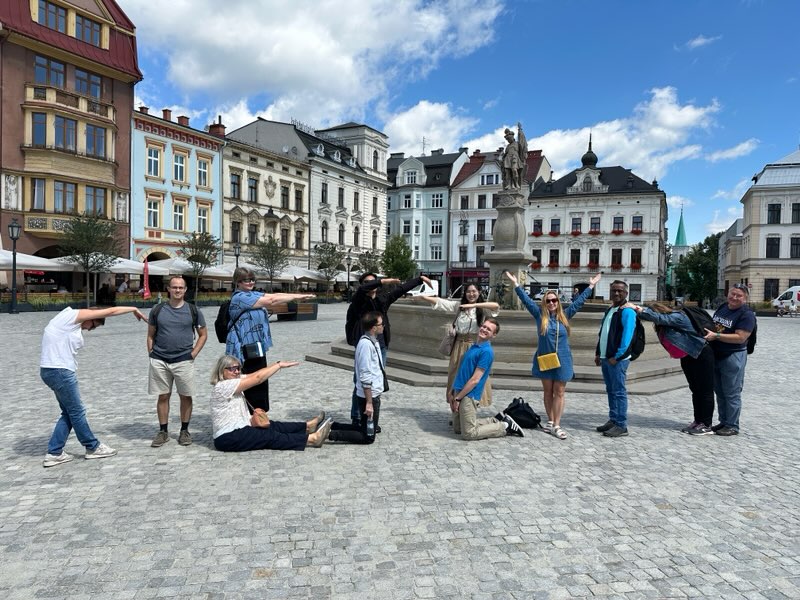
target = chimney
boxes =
[458,146,468,153]
[473,149,481,156]
[208,115,226,138]
[138,106,149,114]
[162,108,172,121]
[177,115,189,127]
[390,152,405,159]
[431,148,444,156]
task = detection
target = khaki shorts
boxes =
[148,358,196,396]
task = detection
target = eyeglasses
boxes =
[732,283,748,291]
[239,278,255,284]
[224,365,241,373]
[545,298,559,304]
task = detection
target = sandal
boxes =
[551,425,567,440]
[543,420,553,433]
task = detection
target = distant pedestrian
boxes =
[117,276,129,293]
[147,276,208,448]
[41,306,147,467]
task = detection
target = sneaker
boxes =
[711,423,725,432]
[688,424,714,436]
[85,442,117,459]
[714,426,739,437]
[603,425,629,437]
[151,430,170,447]
[596,420,615,433]
[503,414,524,437]
[681,421,700,434]
[43,451,74,468]
[178,430,192,446]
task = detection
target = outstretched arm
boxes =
[76,306,146,323]
[254,293,315,308]
[235,360,299,394]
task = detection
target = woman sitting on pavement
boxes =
[414,282,499,433]
[210,354,332,452]
[506,271,601,440]
[624,301,714,435]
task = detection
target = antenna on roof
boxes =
[421,136,427,156]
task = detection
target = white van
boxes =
[405,280,439,297]
[772,286,800,309]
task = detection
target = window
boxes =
[32,113,47,147]
[321,182,328,204]
[353,226,360,247]
[295,230,303,250]
[402,220,411,234]
[629,284,642,303]
[373,196,378,215]
[478,194,487,209]
[611,248,623,265]
[249,223,258,244]
[532,219,543,234]
[531,249,542,264]
[75,70,101,98]
[353,191,359,212]
[570,249,580,265]
[75,14,102,46]
[338,223,345,245]
[476,221,486,240]
[85,186,104,215]
[791,203,800,224]
[582,176,592,192]
[54,116,76,152]
[632,215,643,231]
[431,193,443,208]
[373,150,378,171]
[197,159,209,188]
[230,173,241,199]
[54,181,76,213]
[403,194,412,209]
[85,125,105,158]
[321,221,328,242]
[247,177,257,202]
[766,237,780,258]
[173,203,185,230]
[492,194,499,208]
[791,237,800,259]
[173,154,186,182]
[231,221,241,243]
[405,170,417,184]
[414,245,420,260]
[280,185,289,209]
[338,187,345,208]
[590,216,601,233]
[764,279,780,301]
[34,55,65,88]
[459,246,468,262]
[589,248,600,265]
[38,1,66,33]
[372,229,378,249]
[295,189,303,212]
[571,217,581,233]
[197,206,208,233]
[431,220,443,235]
[613,216,624,231]
[147,146,161,178]
[549,249,559,265]
[431,245,442,261]
[631,248,642,266]
[550,218,560,234]
[480,173,498,185]
[460,195,469,210]
[146,198,160,228]
[768,203,781,224]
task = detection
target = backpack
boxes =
[151,302,198,334]
[502,397,543,429]
[747,317,757,355]
[680,305,715,337]
[213,301,232,343]
[628,315,646,361]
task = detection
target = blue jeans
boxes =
[41,368,99,454]
[601,359,630,428]
[713,351,747,431]
[351,346,388,423]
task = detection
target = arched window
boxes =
[321,220,328,242]
[372,150,378,171]
[353,226,360,248]
[372,229,378,249]
[582,176,592,192]
[338,223,345,245]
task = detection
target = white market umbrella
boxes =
[147,257,231,279]
[0,249,74,271]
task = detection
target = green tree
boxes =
[59,212,123,307]
[356,249,383,275]
[313,242,345,296]
[673,232,721,306]
[180,232,221,297]
[250,237,290,290]
[382,234,417,280]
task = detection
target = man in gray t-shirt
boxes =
[147,276,207,447]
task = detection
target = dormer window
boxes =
[405,170,417,185]
[582,175,592,192]
[332,150,341,162]
[347,157,356,167]
[314,144,324,156]
[38,1,66,33]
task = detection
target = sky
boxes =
[120,0,800,246]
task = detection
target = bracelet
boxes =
[715,332,721,340]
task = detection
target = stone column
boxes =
[483,190,529,310]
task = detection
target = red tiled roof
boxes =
[0,0,141,81]
[525,150,544,184]
[452,152,488,187]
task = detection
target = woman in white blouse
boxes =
[416,283,499,429]
[209,355,332,451]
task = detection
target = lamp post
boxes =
[345,249,352,301]
[8,218,22,314]
[459,216,468,291]
[233,242,241,269]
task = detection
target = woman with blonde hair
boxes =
[505,271,601,439]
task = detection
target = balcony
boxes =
[449,261,488,269]
[24,211,117,236]
[473,233,493,242]
[26,84,116,122]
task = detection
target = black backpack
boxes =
[681,305,715,337]
[629,317,646,361]
[747,317,757,355]
[213,301,232,343]
[502,397,543,429]
[151,302,198,333]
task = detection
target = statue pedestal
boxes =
[483,190,529,310]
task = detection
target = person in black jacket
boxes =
[344,272,431,426]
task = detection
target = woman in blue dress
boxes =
[505,271,601,439]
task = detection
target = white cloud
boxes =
[667,195,694,209]
[706,138,759,162]
[712,178,751,200]
[122,0,502,126]
[705,206,742,234]
[685,34,722,50]
[382,101,478,156]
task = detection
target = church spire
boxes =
[674,208,687,246]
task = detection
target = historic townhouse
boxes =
[449,148,550,294]
[0,0,140,267]
[729,148,800,300]
[226,119,389,267]
[528,141,667,301]
[387,149,468,295]
[129,107,224,262]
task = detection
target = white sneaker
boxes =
[85,442,117,460]
[43,451,74,468]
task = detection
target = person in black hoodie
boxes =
[344,272,431,426]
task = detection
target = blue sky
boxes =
[120,0,800,245]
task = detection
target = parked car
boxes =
[405,280,439,297]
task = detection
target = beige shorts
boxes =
[148,358,196,396]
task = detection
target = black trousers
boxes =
[213,422,307,452]
[242,355,269,412]
[329,396,380,444]
[680,344,715,426]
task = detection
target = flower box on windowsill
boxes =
[530,231,543,237]
[631,229,643,235]
[570,231,581,236]
[630,263,642,271]
[547,262,559,269]
[588,230,601,235]
[548,231,560,237]
[587,263,600,270]
[568,263,580,270]
[610,263,623,271]
[611,230,624,235]
[529,263,541,271]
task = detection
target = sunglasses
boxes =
[224,365,241,373]
[239,278,255,284]
[732,283,748,291]
[545,298,559,304]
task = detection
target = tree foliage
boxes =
[250,237,290,289]
[313,242,345,290]
[382,235,417,280]
[672,232,721,305]
[180,232,221,295]
[356,249,383,275]
[59,212,123,307]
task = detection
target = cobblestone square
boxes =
[1,304,798,599]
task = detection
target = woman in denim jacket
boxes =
[626,302,715,435]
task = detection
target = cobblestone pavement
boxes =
[1,304,798,599]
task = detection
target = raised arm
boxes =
[254,292,315,309]
[235,360,299,394]
[565,274,600,319]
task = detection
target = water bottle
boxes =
[366,417,375,437]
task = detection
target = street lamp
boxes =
[459,217,468,290]
[233,242,241,269]
[345,249,352,301]
[8,218,22,314]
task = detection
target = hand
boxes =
[608,357,617,366]
[420,275,432,288]
[133,309,147,322]
[364,403,374,419]
[504,270,518,286]
[703,328,717,341]
[460,303,476,310]
[277,360,300,369]
[589,273,602,287]
[594,356,601,367]
[623,302,639,312]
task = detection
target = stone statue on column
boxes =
[499,123,527,192]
